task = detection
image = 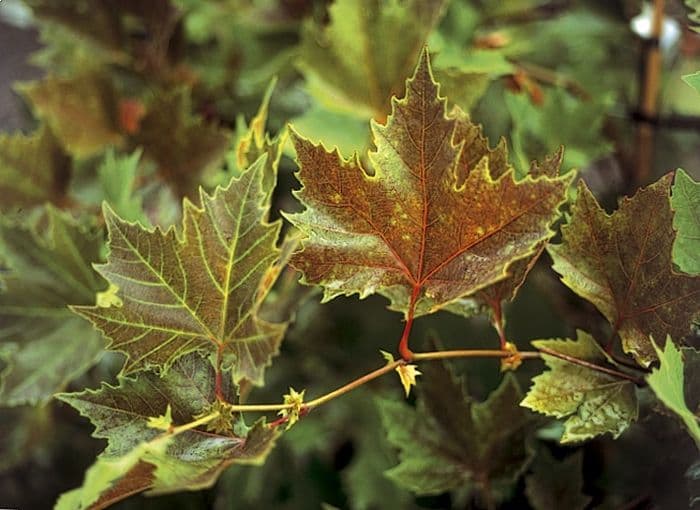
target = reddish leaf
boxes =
[548,175,700,365]
[287,50,571,357]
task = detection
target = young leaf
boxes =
[19,71,123,158]
[521,331,638,443]
[73,156,287,383]
[229,78,286,200]
[378,360,534,500]
[647,339,700,448]
[671,168,700,275]
[133,88,230,198]
[299,0,448,119]
[0,126,71,213]
[548,176,700,365]
[287,50,571,337]
[0,207,106,405]
[525,449,590,510]
[56,353,279,509]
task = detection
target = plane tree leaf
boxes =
[0,126,71,213]
[299,0,448,119]
[73,156,287,384]
[548,175,700,365]
[133,88,230,199]
[647,339,700,448]
[0,207,107,405]
[56,353,278,509]
[671,168,700,275]
[19,71,123,158]
[287,50,571,329]
[525,449,590,510]
[378,360,534,501]
[521,331,638,443]
[96,149,148,226]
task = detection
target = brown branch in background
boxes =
[633,0,665,187]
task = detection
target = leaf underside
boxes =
[0,207,106,405]
[521,331,638,443]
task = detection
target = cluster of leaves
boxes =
[1,1,700,509]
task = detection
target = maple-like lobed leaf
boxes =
[0,126,71,213]
[525,449,590,510]
[548,175,700,365]
[56,353,279,508]
[521,331,638,443]
[299,0,448,118]
[378,358,534,499]
[133,88,230,199]
[0,207,107,405]
[19,71,123,158]
[671,168,700,275]
[287,50,572,319]
[73,156,287,383]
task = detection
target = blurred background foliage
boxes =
[0,0,699,508]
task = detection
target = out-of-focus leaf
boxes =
[97,149,148,225]
[521,331,638,443]
[0,126,71,213]
[506,89,612,174]
[378,361,534,502]
[299,0,448,119]
[19,71,123,158]
[133,88,230,198]
[548,176,700,365]
[525,449,590,510]
[0,208,106,405]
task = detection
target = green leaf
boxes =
[647,339,700,448]
[97,149,148,226]
[299,0,448,119]
[525,449,590,510]
[19,71,123,158]
[683,71,700,94]
[133,88,230,198]
[687,0,700,32]
[671,169,700,275]
[56,352,278,509]
[0,126,71,213]
[548,176,700,365]
[73,157,287,383]
[521,331,638,443]
[506,88,612,175]
[378,360,534,501]
[0,207,106,405]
